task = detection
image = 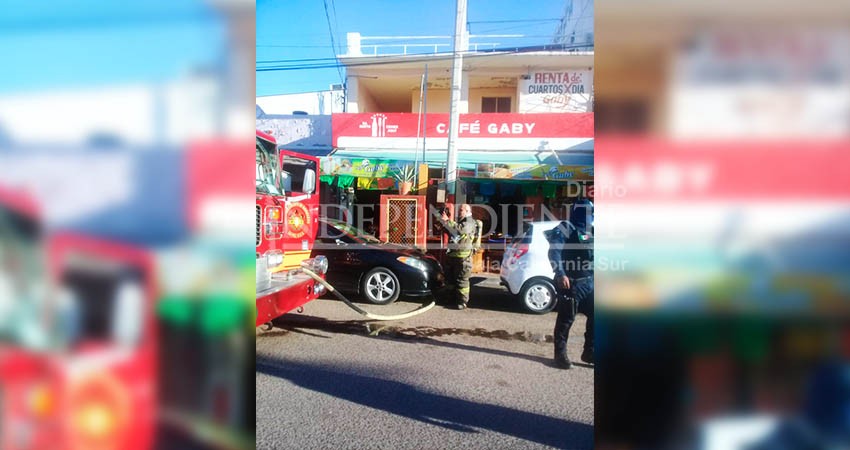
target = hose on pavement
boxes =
[301,267,435,321]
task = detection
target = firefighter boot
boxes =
[581,346,593,364]
[554,351,572,370]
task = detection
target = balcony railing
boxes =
[344,33,524,57]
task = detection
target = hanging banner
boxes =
[518,70,593,113]
[321,157,393,178]
[321,157,427,180]
[475,163,593,181]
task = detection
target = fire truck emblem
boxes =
[67,373,132,450]
[286,203,310,238]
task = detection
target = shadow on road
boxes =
[269,314,560,368]
[466,276,528,313]
[256,356,593,449]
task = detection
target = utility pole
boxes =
[414,72,425,187]
[422,64,428,170]
[445,0,467,201]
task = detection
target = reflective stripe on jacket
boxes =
[444,215,477,257]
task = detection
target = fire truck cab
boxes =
[0,187,156,450]
[255,131,327,327]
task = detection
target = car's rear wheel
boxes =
[361,267,400,305]
[519,278,557,314]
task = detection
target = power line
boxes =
[554,0,593,45]
[256,42,594,72]
[258,56,343,64]
[468,19,561,24]
[472,15,594,34]
[257,34,582,65]
[329,0,341,54]
[321,0,345,84]
[257,44,339,48]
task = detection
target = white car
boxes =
[499,220,562,314]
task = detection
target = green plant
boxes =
[393,164,415,183]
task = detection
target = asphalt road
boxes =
[256,275,594,450]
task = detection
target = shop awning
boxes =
[328,148,592,168]
[321,148,593,181]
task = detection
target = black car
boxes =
[312,218,444,304]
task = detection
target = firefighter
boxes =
[545,199,594,369]
[440,203,477,310]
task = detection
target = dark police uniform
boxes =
[545,203,593,368]
[442,214,477,309]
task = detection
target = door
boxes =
[379,195,426,249]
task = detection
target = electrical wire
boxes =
[321,0,345,84]
[257,42,593,72]
[467,19,562,24]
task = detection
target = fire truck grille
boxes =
[256,205,262,246]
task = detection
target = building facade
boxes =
[324,32,594,236]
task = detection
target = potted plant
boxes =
[393,164,415,195]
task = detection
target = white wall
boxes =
[256,90,344,116]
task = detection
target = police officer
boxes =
[545,199,593,369]
[440,203,477,310]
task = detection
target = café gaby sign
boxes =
[519,70,593,113]
[332,113,593,151]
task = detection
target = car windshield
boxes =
[0,207,53,350]
[326,221,381,244]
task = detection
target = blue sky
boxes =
[257,0,568,96]
[0,1,222,94]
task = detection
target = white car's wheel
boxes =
[519,279,557,314]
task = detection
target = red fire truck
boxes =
[255,130,327,327]
[0,186,157,450]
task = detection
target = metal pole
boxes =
[414,73,424,188]
[422,64,428,171]
[445,0,467,199]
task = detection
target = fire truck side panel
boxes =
[255,132,324,326]
[278,150,321,271]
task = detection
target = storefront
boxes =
[463,162,594,238]
[318,156,420,234]
[325,112,594,262]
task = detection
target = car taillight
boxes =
[512,244,529,260]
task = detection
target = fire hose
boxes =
[301,267,435,321]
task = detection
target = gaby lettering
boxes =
[485,123,536,135]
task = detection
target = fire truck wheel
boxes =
[361,267,400,305]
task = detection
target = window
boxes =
[59,266,145,349]
[481,97,511,113]
[282,155,318,195]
